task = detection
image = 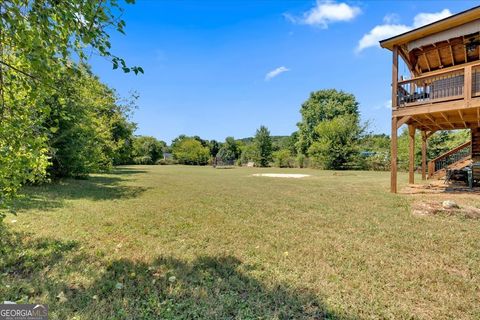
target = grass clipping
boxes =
[412,201,480,219]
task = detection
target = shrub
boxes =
[296,154,309,168]
[156,158,178,165]
[133,156,152,165]
[273,150,295,168]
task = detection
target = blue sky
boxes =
[90,0,479,143]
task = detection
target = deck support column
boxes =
[391,117,398,193]
[421,131,427,180]
[390,45,399,193]
[408,125,416,184]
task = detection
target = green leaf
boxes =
[50,127,59,133]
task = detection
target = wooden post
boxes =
[391,46,399,193]
[421,131,427,180]
[465,65,472,105]
[391,117,398,193]
[408,124,415,184]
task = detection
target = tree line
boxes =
[130,89,467,171]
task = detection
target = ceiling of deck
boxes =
[404,32,480,75]
[406,106,480,131]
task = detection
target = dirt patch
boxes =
[412,201,480,219]
[252,173,311,179]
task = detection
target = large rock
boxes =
[442,200,459,209]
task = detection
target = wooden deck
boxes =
[381,6,480,192]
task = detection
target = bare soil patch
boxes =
[412,200,480,219]
[252,173,311,178]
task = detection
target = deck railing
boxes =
[396,62,480,108]
[473,65,480,97]
[397,69,464,107]
[428,141,471,177]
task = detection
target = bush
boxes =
[273,150,295,168]
[156,158,178,165]
[133,156,152,165]
[295,154,309,168]
[362,153,390,171]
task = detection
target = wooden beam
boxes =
[422,52,431,72]
[393,98,478,117]
[396,115,411,128]
[465,65,472,104]
[426,130,436,139]
[408,124,416,184]
[391,46,399,193]
[421,115,442,130]
[464,36,468,63]
[421,131,427,180]
[392,46,399,110]
[458,110,467,128]
[449,42,455,66]
[477,108,480,127]
[391,116,398,193]
[440,112,455,129]
[435,47,443,68]
[411,116,436,131]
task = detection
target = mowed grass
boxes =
[1,165,480,319]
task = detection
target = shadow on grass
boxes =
[12,174,148,212]
[112,167,150,175]
[0,223,355,319]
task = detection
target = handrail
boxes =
[398,67,465,85]
[398,60,480,85]
[429,141,471,163]
[428,141,471,177]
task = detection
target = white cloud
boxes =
[265,66,289,81]
[383,13,400,24]
[285,0,361,28]
[356,24,411,53]
[413,9,452,28]
[356,9,452,52]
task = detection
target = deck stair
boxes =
[428,141,471,179]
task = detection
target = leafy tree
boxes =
[239,144,257,165]
[308,115,362,169]
[296,89,359,154]
[0,0,139,205]
[208,140,221,158]
[217,137,240,161]
[132,136,166,165]
[172,138,210,165]
[41,67,137,178]
[254,126,273,167]
[217,148,236,163]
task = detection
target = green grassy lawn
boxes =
[1,165,479,319]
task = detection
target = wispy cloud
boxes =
[265,66,289,81]
[285,0,361,28]
[356,9,452,53]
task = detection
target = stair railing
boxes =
[428,141,471,178]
